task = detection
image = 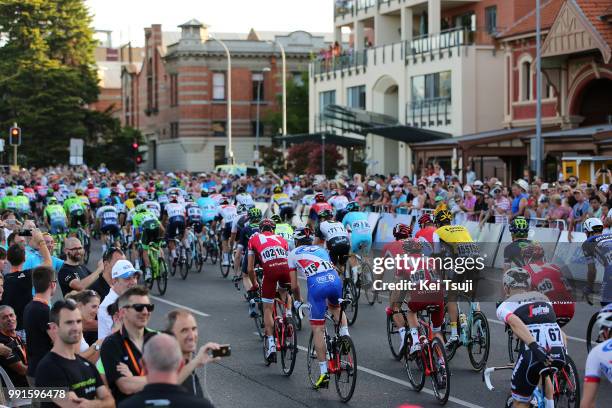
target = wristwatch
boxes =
[94,344,101,351]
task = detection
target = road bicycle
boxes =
[263,283,298,376]
[250,267,265,339]
[51,230,67,257]
[169,238,189,280]
[404,305,451,405]
[586,309,605,352]
[340,268,359,326]
[386,303,409,361]
[306,298,357,403]
[484,356,580,408]
[186,227,204,273]
[443,295,490,371]
[70,224,90,263]
[201,225,219,265]
[346,244,378,305]
[141,240,169,296]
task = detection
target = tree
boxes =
[264,72,308,135]
[287,141,345,178]
[0,0,117,166]
[85,124,145,172]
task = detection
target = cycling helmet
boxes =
[583,217,604,234]
[128,191,137,199]
[402,238,423,254]
[104,197,113,205]
[169,194,178,203]
[201,188,209,197]
[521,242,545,263]
[53,184,60,191]
[219,196,229,205]
[87,183,93,189]
[68,192,77,199]
[248,207,262,223]
[503,267,532,290]
[418,213,433,226]
[393,223,412,240]
[273,185,283,194]
[135,204,147,213]
[260,218,276,232]
[293,226,313,244]
[314,192,326,202]
[595,304,612,334]
[345,201,360,212]
[509,216,529,237]
[271,214,282,224]
[318,209,333,220]
[434,209,453,226]
[48,197,58,204]
[75,189,83,195]
[237,204,248,214]
[237,186,246,194]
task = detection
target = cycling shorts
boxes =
[101,224,120,238]
[222,222,232,241]
[335,209,347,223]
[406,301,444,329]
[69,211,86,229]
[327,240,350,267]
[307,271,343,325]
[50,220,67,235]
[511,346,566,403]
[261,264,291,302]
[165,216,186,239]
[350,234,372,254]
[188,219,203,234]
[141,226,160,248]
[279,205,294,222]
[308,208,319,222]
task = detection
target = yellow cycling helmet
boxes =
[434,209,453,226]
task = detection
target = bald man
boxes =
[118,334,215,408]
[57,237,104,296]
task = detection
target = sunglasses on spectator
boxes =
[66,247,83,251]
[123,303,154,312]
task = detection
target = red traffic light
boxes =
[136,156,142,164]
[11,128,19,136]
[132,142,138,149]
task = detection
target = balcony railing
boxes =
[406,27,475,58]
[406,97,452,128]
[312,50,368,76]
[334,0,377,18]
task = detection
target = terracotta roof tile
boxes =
[574,0,612,49]
[498,0,565,39]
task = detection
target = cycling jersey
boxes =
[317,220,350,267]
[186,204,202,222]
[1,195,17,211]
[309,202,332,221]
[248,231,291,301]
[497,291,567,404]
[329,195,349,211]
[503,239,533,267]
[235,193,254,206]
[288,245,342,324]
[44,204,67,234]
[164,202,186,240]
[78,195,90,208]
[144,201,161,219]
[217,204,238,226]
[239,224,260,274]
[584,338,612,384]
[415,226,436,244]
[96,205,120,236]
[582,233,612,304]
[523,262,575,325]
[274,223,294,248]
[342,211,372,253]
[14,195,30,214]
[85,187,100,204]
[197,197,218,223]
[63,197,85,216]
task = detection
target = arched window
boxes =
[519,57,532,101]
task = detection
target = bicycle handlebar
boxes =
[483,365,513,391]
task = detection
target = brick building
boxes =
[122,20,329,172]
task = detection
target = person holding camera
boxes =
[118,334,214,408]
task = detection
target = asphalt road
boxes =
[83,240,611,408]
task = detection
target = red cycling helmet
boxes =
[314,192,326,202]
[260,218,276,232]
[87,183,94,189]
[418,213,432,226]
[392,223,412,240]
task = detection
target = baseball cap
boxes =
[112,260,140,280]
[473,180,484,187]
[513,179,529,192]
[541,183,549,191]
[601,184,609,193]
[367,180,377,187]
[463,185,472,192]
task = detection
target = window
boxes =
[485,6,497,34]
[251,121,265,137]
[411,71,451,102]
[319,90,336,114]
[212,121,226,137]
[170,74,178,106]
[213,73,225,100]
[252,72,265,101]
[454,12,476,31]
[521,60,532,101]
[292,71,304,87]
[214,146,226,166]
[347,85,366,109]
[170,122,179,139]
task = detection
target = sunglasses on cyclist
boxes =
[123,303,155,313]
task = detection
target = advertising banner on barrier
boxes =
[374,213,412,244]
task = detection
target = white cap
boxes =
[514,179,529,192]
[473,180,484,187]
[356,186,364,191]
[112,260,140,280]
[494,181,503,186]
[601,184,609,193]
[367,180,377,187]
[541,183,549,191]
[463,185,472,192]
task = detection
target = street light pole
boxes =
[267,40,287,167]
[255,67,271,168]
[209,35,234,164]
[535,0,543,179]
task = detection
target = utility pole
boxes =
[535,0,543,179]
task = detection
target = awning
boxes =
[274,131,365,148]
[367,125,451,143]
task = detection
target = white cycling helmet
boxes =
[583,217,604,233]
[596,304,612,332]
[503,267,531,290]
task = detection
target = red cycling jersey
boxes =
[85,187,100,203]
[310,202,332,215]
[248,231,291,300]
[523,261,575,323]
[415,226,436,244]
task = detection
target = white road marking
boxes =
[151,296,211,317]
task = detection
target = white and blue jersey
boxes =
[288,245,342,324]
[197,197,218,223]
[342,211,373,253]
[582,233,612,304]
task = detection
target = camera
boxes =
[211,344,231,358]
[18,229,32,237]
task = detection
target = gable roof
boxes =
[574,0,612,50]
[497,0,565,40]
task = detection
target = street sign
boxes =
[0,138,4,152]
[69,138,84,166]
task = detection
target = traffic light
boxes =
[136,155,143,164]
[9,126,21,146]
[132,142,138,150]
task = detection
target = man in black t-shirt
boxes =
[0,305,28,387]
[57,237,104,296]
[89,247,123,300]
[36,300,114,407]
[24,265,56,387]
[119,333,213,408]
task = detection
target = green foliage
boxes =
[264,72,309,135]
[0,0,123,166]
[259,144,285,174]
[85,125,145,172]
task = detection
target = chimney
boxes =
[179,19,209,45]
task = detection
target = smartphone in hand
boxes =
[211,345,231,358]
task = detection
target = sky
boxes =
[86,0,334,47]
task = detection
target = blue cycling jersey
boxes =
[582,233,612,303]
[197,197,218,222]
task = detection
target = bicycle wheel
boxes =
[334,335,357,403]
[280,317,298,376]
[83,233,91,264]
[404,339,425,391]
[555,354,580,408]
[292,302,302,331]
[180,245,190,280]
[431,337,451,404]
[361,261,377,306]
[343,280,359,326]
[220,252,230,278]
[195,241,204,273]
[169,247,177,277]
[507,329,522,364]
[586,312,601,353]
[387,313,404,360]
[306,332,320,387]
[209,241,218,265]
[443,307,458,361]
[253,299,264,339]
[157,257,168,296]
[468,311,490,371]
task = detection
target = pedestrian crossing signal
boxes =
[9,127,21,146]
